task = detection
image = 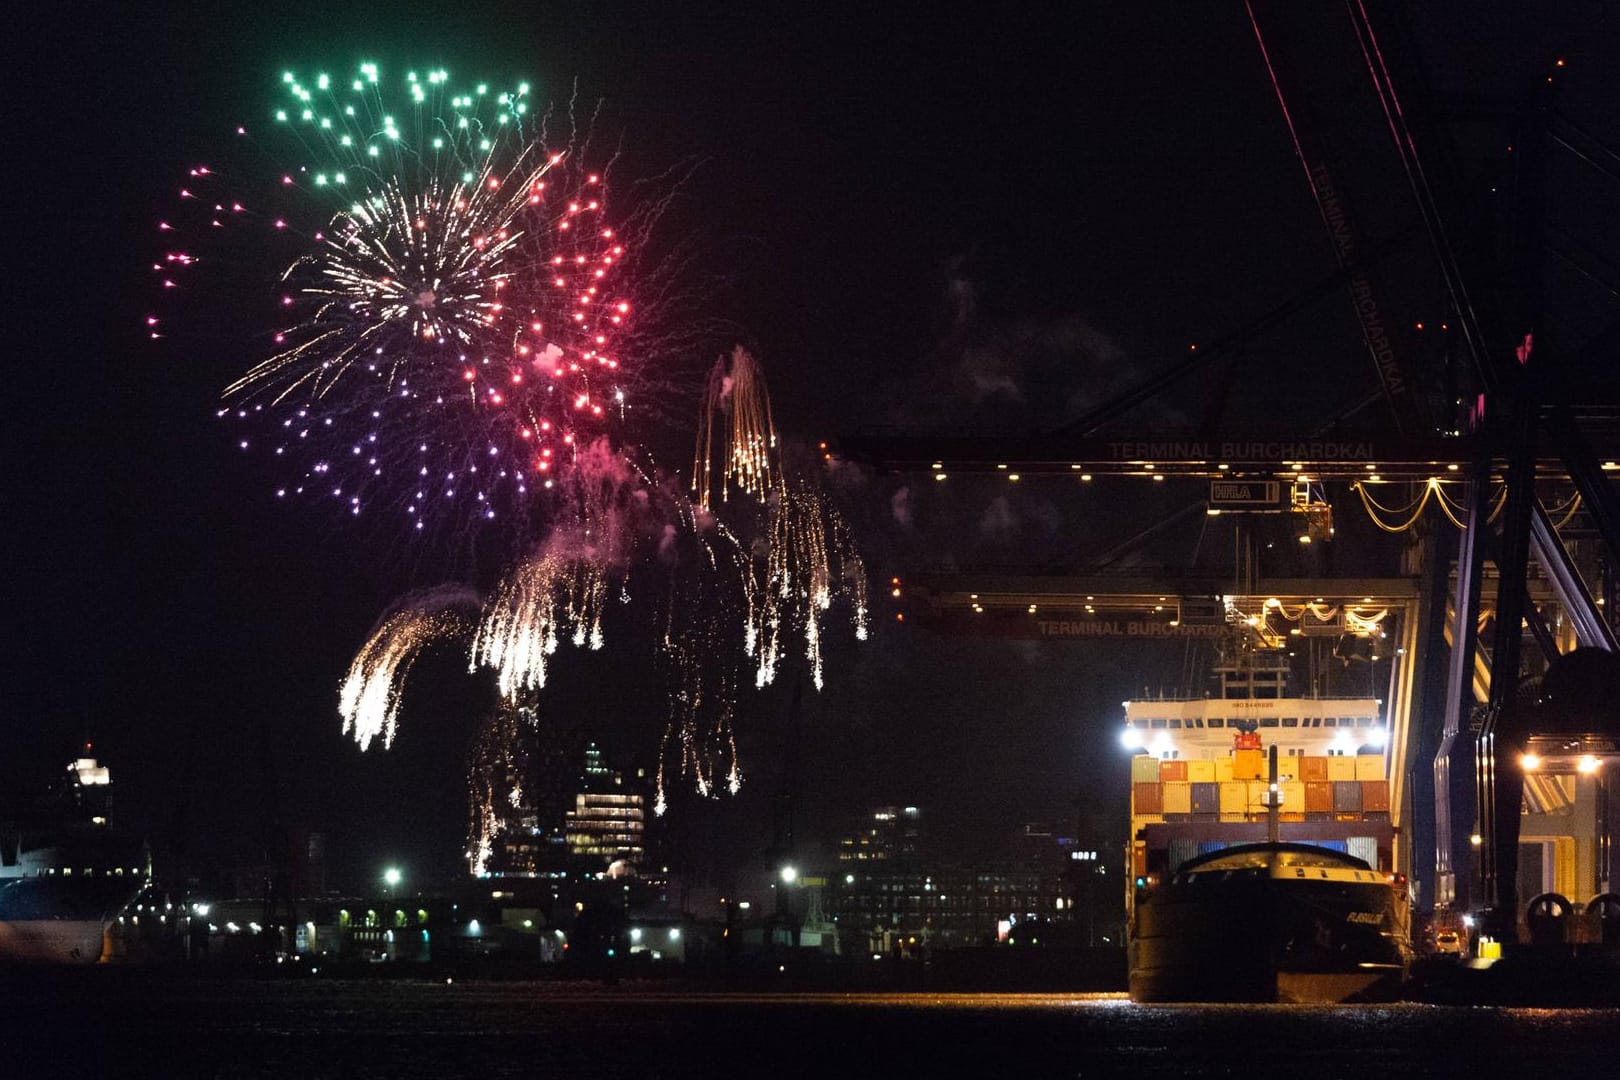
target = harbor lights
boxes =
[383,866,403,896]
[1519,752,1542,771]
[780,865,799,885]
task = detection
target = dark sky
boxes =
[10,1,1619,890]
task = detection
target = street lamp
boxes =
[383,866,402,896]
[779,865,798,885]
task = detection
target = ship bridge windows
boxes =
[1259,718,1278,728]
[1207,718,1224,729]
[1150,719,1169,729]
[1281,718,1298,728]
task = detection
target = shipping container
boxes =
[1300,756,1329,782]
[1218,812,1248,823]
[1305,781,1334,813]
[1355,755,1384,781]
[1168,836,1201,871]
[1247,780,1273,811]
[1327,756,1357,782]
[1131,755,1161,784]
[1160,759,1189,783]
[1305,811,1334,822]
[1187,760,1216,784]
[1233,749,1264,780]
[1190,781,1219,814]
[1281,780,1306,814]
[1218,782,1247,815]
[1133,782,1164,815]
[1279,812,1306,823]
[1361,780,1390,812]
[1215,757,1235,783]
[1162,781,1192,814]
[1333,779,1363,812]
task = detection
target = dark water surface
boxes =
[3,973,1618,1079]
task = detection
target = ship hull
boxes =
[1129,850,1408,1003]
[0,919,107,964]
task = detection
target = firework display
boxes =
[164,64,870,865]
[155,64,656,542]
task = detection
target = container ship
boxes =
[0,751,150,964]
[1123,652,1412,1002]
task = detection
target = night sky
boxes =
[10,2,1619,890]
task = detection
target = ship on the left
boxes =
[1,750,151,963]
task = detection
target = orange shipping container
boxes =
[1300,756,1329,782]
[1133,782,1164,815]
[1362,779,1390,812]
[1233,749,1264,780]
[1305,781,1334,813]
[1160,759,1189,783]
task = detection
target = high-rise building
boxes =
[563,744,645,877]
[838,805,921,864]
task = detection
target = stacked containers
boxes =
[1233,749,1264,781]
[1247,780,1271,814]
[1163,781,1192,817]
[1190,781,1219,816]
[1219,781,1247,821]
[1333,779,1363,816]
[1160,759,1189,783]
[1187,760,1216,784]
[1327,756,1357,782]
[1362,779,1390,815]
[1300,756,1329,782]
[1131,756,1161,783]
[1355,754,1384,781]
[1281,780,1306,818]
[1134,782,1164,817]
[1305,780,1335,819]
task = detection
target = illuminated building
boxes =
[831,808,1083,952]
[838,805,921,864]
[563,744,645,876]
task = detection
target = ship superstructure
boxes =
[0,752,150,963]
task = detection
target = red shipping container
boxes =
[1362,779,1390,812]
[1133,782,1164,814]
[1300,756,1329,782]
[1159,759,1188,783]
[1305,781,1334,813]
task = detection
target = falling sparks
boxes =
[338,586,479,750]
[181,71,872,854]
[471,547,609,699]
[693,346,776,509]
